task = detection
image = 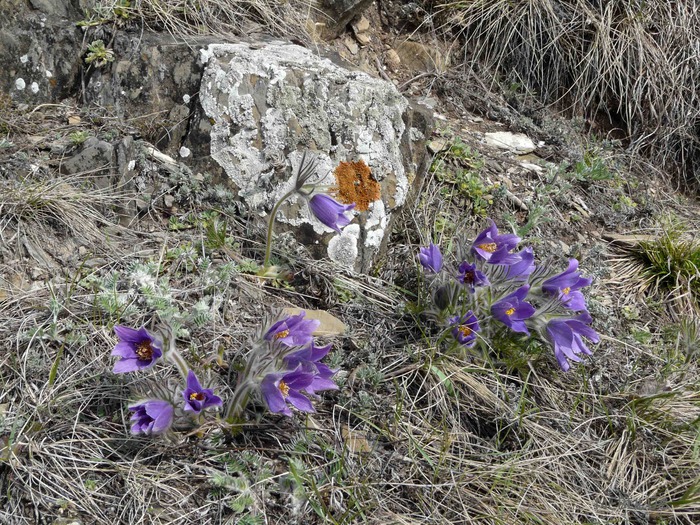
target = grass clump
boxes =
[634,224,700,317]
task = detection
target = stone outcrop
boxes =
[197,41,430,271]
[0,0,84,104]
[84,32,213,157]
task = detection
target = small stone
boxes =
[67,115,81,125]
[353,15,370,33]
[135,198,149,211]
[163,195,175,208]
[470,116,484,123]
[559,240,571,255]
[341,424,372,455]
[355,32,371,46]
[30,267,45,280]
[344,36,359,55]
[283,308,346,335]
[427,139,448,154]
[78,246,88,256]
[385,49,401,72]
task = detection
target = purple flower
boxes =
[471,220,520,261]
[260,369,316,417]
[490,247,535,281]
[545,313,599,372]
[308,194,355,233]
[491,285,536,334]
[449,311,480,347]
[128,400,174,435]
[284,343,338,395]
[182,370,223,413]
[542,259,592,311]
[264,312,320,347]
[111,325,163,374]
[457,261,490,292]
[418,243,443,273]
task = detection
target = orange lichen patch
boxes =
[333,160,381,212]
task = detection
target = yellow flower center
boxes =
[135,341,153,361]
[278,380,290,397]
[505,307,516,316]
[478,242,497,253]
[275,329,290,340]
[189,392,205,401]
[458,325,472,337]
[562,287,571,295]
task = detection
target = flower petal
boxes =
[111,341,136,358]
[286,390,315,413]
[113,358,141,374]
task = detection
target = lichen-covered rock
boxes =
[84,32,215,156]
[197,41,430,272]
[0,0,83,104]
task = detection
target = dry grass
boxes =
[91,0,319,42]
[1,161,699,524]
[436,0,700,185]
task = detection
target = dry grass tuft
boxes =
[92,0,319,42]
[437,0,700,185]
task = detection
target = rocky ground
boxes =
[1,1,699,524]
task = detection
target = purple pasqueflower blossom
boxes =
[491,285,536,334]
[260,369,316,417]
[182,370,223,413]
[128,399,174,435]
[542,259,592,311]
[449,311,480,347]
[490,246,536,281]
[264,311,320,347]
[111,325,163,374]
[418,243,443,273]
[308,194,355,233]
[284,343,338,395]
[471,220,521,261]
[457,261,490,292]
[545,312,599,372]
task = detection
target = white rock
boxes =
[198,42,411,271]
[484,132,536,154]
[15,78,26,90]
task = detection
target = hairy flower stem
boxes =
[263,189,298,270]
[164,332,189,380]
[224,380,254,423]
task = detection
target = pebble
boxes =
[385,49,401,72]
[353,16,370,33]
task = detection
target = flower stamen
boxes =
[135,342,154,361]
[458,325,472,337]
[278,380,290,398]
[275,329,290,340]
[505,307,516,316]
[478,242,498,253]
[190,392,205,401]
[562,287,571,295]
